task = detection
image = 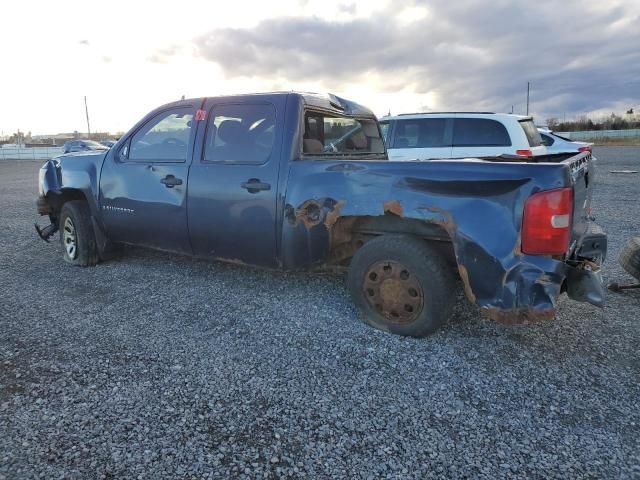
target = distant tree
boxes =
[546,117,560,130]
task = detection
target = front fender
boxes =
[39,152,105,219]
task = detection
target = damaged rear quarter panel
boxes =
[281,158,572,321]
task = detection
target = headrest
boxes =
[217,120,246,145]
[303,138,323,153]
[361,121,379,137]
[348,131,368,149]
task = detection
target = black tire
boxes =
[619,237,640,281]
[59,200,99,267]
[347,235,456,337]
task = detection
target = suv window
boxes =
[204,103,276,164]
[519,120,542,147]
[393,118,448,148]
[302,112,384,156]
[453,118,511,147]
[540,133,554,146]
[128,108,193,162]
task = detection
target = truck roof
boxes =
[159,92,376,118]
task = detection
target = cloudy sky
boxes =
[1,0,638,135]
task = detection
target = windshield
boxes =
[519,120,542,147]
[302,111,385,157]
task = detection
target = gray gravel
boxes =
[1,148,640,479]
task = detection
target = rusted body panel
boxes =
[281,158,593,321]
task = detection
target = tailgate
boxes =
[565,151,594,255]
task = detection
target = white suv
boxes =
[379,113,547,161]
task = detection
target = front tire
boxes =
[59,201,99,267]
[347,235,455,337]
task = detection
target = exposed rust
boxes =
[482,306,556,324]
[363,260,424,324]
[383,200,403,217]
[324,200,346,231]
[212,257,250,267]
[422,206,457,233]
[457,264,476,303]
[294,199,323,230]
[289,199,347,232]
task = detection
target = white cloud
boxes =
[0,0,638,134]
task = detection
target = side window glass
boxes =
[452,118,511,147]
[204,103,276,164]
[128,108,193,162]
[540,133,554,146]
[393,119,448,148]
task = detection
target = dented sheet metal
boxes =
[282,157,602,323]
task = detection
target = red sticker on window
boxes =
[195,109,206,121]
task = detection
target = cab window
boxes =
[302,111,385,156]
[203,103,276,164]
[127,108,193,162]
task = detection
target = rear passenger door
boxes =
[451,118,512,158]
[187,98,284,268]
[387,118,452,160]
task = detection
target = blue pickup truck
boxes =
[36,92,607,336]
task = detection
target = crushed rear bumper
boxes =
[565,222,607,307]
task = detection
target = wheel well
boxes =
[327,215,457,267]
[46,189,88,218]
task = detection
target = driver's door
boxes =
[99,105,197,253]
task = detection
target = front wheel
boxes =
[347,235,456,337]
[59,200,99,267]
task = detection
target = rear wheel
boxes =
[59,201,99,266]
[347,235,455,337]
[619,237,640,281]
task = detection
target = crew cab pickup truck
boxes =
[35,92,607,337]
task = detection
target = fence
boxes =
[0,146,64,160]
[556,129,640,141]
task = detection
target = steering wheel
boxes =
[162,137,186,147]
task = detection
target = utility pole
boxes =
[511,105,514,114]
[526,82,530,116]
[84,96,91,139]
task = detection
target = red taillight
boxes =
[578,146,592,153]
[516,149,533,158]
[522,187,573,255]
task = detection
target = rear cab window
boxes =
[519,119,543,147]
[302,110,385,158]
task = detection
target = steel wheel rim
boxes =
[363,260,424,324]
[63,217,77,259]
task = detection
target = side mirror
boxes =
[118,142,129,160]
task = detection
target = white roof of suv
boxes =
[379,112,547,161]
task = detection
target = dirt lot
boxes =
[1,148,639,479]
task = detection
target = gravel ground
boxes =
[1,147,639,479]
